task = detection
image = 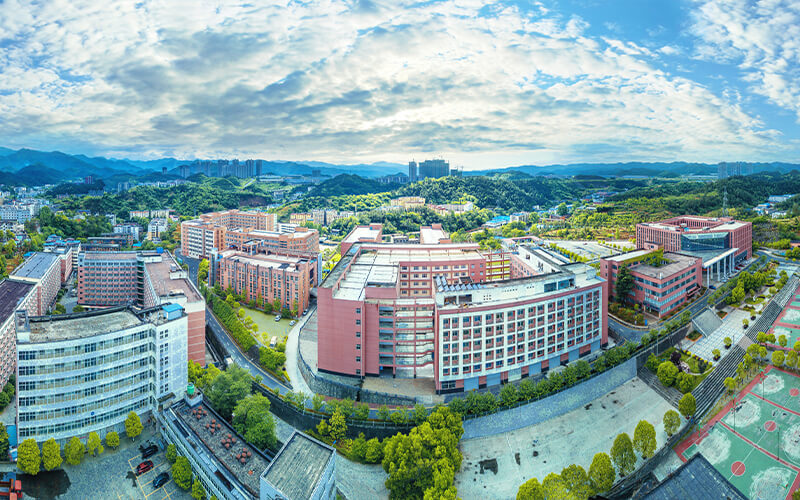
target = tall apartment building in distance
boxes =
[408,159,450,182]
[10,252,69,314]
[0,280,38,387]
[717,162,753,179]
[77,251,206,364]
[318,225,607,393]
[635,216,752,283]
[15,304,188,444]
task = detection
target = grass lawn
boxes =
[239,306,294,345]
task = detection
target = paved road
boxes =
[610,254,767,343]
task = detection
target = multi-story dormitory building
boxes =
[318,225,607,393]
[214,250,313,313]
[0,251,74,388]
[77,251,206,364]
[15,304,188,445]
[180,209,319,260]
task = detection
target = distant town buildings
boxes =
[113,222,142,241]
[318,224,607,393]
[147,218,169,240]
[717,162,753,179]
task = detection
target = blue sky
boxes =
[0,0,798,169]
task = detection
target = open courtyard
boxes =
[676,366,800,499]
[454,377,676,499]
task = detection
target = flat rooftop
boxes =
[145,253,203,302]
[604,249,651,262]
[175,400,271,498]
[25,308,143,342]
[218,250,306,270]
[332,245,485,300]
[343,225,381,244]
[643,454,746,500]
[419,226,449,245]
[12,252,59,280]
[629,252,698,279]
[82,251,138,261]
[262,431,334,500]
[0,279,34,322]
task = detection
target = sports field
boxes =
[676,366,800,499]
[769,283,800,350]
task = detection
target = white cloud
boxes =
[0,0,789,166]
[689,0,800,120]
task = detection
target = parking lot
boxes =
[28,431,193,500]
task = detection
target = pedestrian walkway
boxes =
[689,309,749,363]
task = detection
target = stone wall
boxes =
[462,357,637,440]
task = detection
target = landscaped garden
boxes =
[646,347,713,393]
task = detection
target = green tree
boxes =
[206,364,252,419]
[64,436,85,465]
[231,393,277,451]
[105,431,120,450]
[0,423,8,459]
[312,394,325,412]
[198,259,209,282]
[191,478,207,500]
[166,443,177,464]
[787,350,798,370]
[517,477,544,500]
[557,202,569,216]
[412,403,428,425]
[614,265,634,302]
[355,403,371,421]
[724,337,732,348]
[125,411,143,440]
[172,455,193,490]
[656,361,678,387]
[663,410,680,437]
[329,409,348,442]
[382,406,463,499]
[87,431,102,456]
[365,438,383,463]
[773,350,786,368]
[779,335,788,348]
[542,473,573,499]
[17,439,41,475]
[610,433,635,478]
[633,421,657,459]
[588,452,614,494]
[561,463,591,499]
[678,393,696,419]
[676,372,694,394]
[42,438,62,471]
[377,405,391,421]
[724,377,737,393]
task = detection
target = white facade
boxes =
[16,305,187,444]
[114,223,142,241]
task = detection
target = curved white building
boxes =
[15,304,188,444]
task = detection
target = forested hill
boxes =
[610,172,800,214]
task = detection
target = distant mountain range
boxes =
[0,146,799,186]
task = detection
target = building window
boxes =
[356,343,361,350]
[356,308,361,314]
[356,356,361,363]
[356,331,361,338]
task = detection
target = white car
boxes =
[290,320,296,326]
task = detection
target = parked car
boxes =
[141,444,159,459]
[289,320,296,326]
[274,315,281,322]
[136,460,154,475]
[153,472,169,489]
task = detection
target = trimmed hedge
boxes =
[211,296,256,351]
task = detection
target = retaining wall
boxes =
[461,357,638,440]
[251,382,411,440]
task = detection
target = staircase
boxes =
[692,345,745,417]
[637,366,683,408]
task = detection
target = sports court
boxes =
[676,366,800,499]
[770,283,800,350]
